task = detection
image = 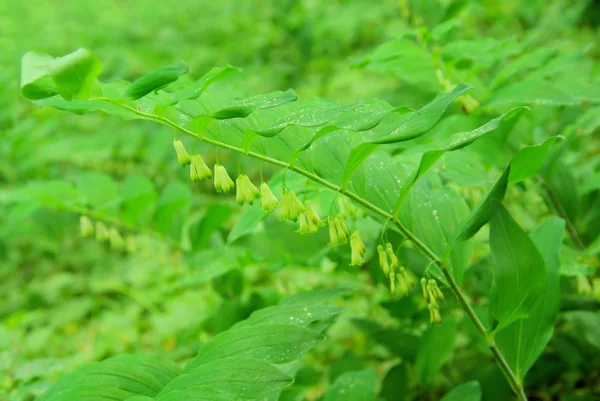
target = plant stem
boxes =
[101,99,528,400]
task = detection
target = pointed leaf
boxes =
[126,61,189,100]
[453,166,510,243]
[157,358,291,400]
[496,217,564,380]
[37,354,181,401]
[489,203,547,331]
[184,324,324,371]
[508,137,561,184]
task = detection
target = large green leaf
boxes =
[184,324,324,370]
[496,217,564,380]
[489,203,547,332]
[37,354,181,401]
[157,358,292,401]
[341,83,472,188]
[21,48,102,101]
[393,107,526,212]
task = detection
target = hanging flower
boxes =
[385,243,400,270]
[305,201,324,229]
[328,216,349,245]
[296,213,311,234]
[126,235,137,254]
[95,222,109,242]
[421,277,429,302]
[377,245,390,277]
[80,215,94,237]
[279,190,305,222]
[389,270,397,295]
[190,155,212,182]
[109,227,124,250]
[428,302,442,325]
[260,182,279,212]
[214,164,235,193]
[428,279,444,302]
[236,174,260,206]
[173,139,191,166]
[350,230,366,266]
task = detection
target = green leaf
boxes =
[49,48,102,100]
[486,79,579,107]
[253,99,360,137]
[496,217,564,380]
[341,84,472,187]
[453,166,510,243]
[439,381,481,401]
[400,179,473,284]
[211,89,299,119]
[157,358,292,401]
[323,369,377,401]
[126,61,189,100]
[184,324,324,370]
[489,203,547,332]
[380,365,408,401]
[233,304,343,329]
[394,107,526,211]
[20,52,58,99]
[172,65,241,101]
[37,354,181,401]
[508,137,561,184]
[279,288,351,306]
[21,48,102,101]
[227,202,269,244]
[415,317,457,384]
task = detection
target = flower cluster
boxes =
[279,190,305,221]
[377,243,413,296]
[350,230,366,266]
[171,137,378,269]
[297,200,325,234]
[327,216,349,245]
[422,278,444,325]
[79,216,136,253]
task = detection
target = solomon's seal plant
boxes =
[16,32,599,400]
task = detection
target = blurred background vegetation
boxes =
[1,0,599,400]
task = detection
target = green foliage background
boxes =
[2,1,600,400]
